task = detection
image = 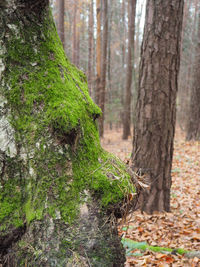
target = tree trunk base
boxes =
[1,199,125,267]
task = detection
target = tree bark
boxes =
[76,0,80,68]
[88,0,94,95]
[96,0,102,116]
[98,0,108,137]
[121,0,126,69]
[186,11,200,141]
[177,0,192,130]
[132,0,184,213]
[72,1,77,65]
[0,1,136,265]
[178,0,197,130]
[57,0,65,47]
[122,0,137,140]
[107,0,112,101]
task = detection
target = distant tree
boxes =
[132,0,184,213]
[87,0,94,95]
[107,0,113,92]
[107,0,113,129]
[121,0,126,69]
[76,0,80,67]
[96,0,101,107]
[122,0,137,140]
[72,0,77,65]
[98,0,108,137]
[178,0,198,130]
[57,0,65,47]
[186,11,200,141]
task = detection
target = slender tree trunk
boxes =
[121,0,126,69]
[57,0,65,47]
[189,0,199,78]
[0,1,137,265]
[132,0,184,213]
[107,0,113,129]
[185,0,199,119]
[72,1,77,65]
[177,0,192,129]
[120,0,126,117]
[107,0,112,94]
[135,2,144,71]
[98,0,108,137]
[96,0,101,108]
[76,0,80,67]
[180,0,190,54]
[133,2,145,125]
[122,0,137,140]
[186,11,200,140]
[88,0,94,95]
[178,0,198,130]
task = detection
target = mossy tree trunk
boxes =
[0,1,135,266]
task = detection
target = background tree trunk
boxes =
[76,0,80,68]
[107,0,113,130]
[57,0,65,47]
[72,1,77,65]
[88,0,94,95]
[96,0,101,108]
[132,0,184,213]
[122,0,137,140]
[186,11,200,140]
[177,0,192,130]
[0,1,136,265]
[98,0,108,137]
[177,0,198,130]
[121,0,126,70]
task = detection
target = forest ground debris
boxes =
[101,126,200,266]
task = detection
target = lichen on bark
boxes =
[0,2,135,266]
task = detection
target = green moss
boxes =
[0,156,25,231]
[0,7,135,231]
[24,198,43,224]
[122,238,190,256]
[73,148,135,207]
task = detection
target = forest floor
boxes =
[101,127,200,267]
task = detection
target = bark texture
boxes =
[0,1,136,265]
[57,0,65,47]
[178,0,198,130]
[95,0,101,108]
[132,0,184,213]
[76,1,80,68]
[72,1,77,65]
[87,0,94,95]
[122,0,137,140]
[98,0,108,137]
[186,12,200,141]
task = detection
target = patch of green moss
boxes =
[24,198,43,224]
[0,156,25,231]
[73,146,135,207]
[122,238,190,256]
[0,194,23,229]
[0,7,135,230]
